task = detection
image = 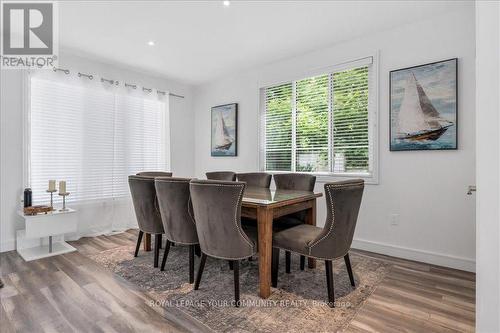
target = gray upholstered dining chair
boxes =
[136,172,172,247]
[237,173,272,259]
[205,171,236,181]
[273,173,316,191]
[155,177,199,283]
[189,179,256,307]
[128,175,165,268]
[273,173,316,271]
[136,171,173,177]
[271,179,364,307]
[236,172,272,188]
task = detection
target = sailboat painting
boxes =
[390,58,457,151]
[211,103,237,156]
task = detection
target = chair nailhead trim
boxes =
[191,183,254,251]
[203,253,256,261]
[307,182,364,255]
[164,238,198,246]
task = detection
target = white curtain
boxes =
[29,70,170,238]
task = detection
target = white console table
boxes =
[16,208,77,261]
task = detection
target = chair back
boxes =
[128,175,164,234]
[274,173,316,191]
[155,177,198,245]
[189,180,254,260]
[206,171,236,181]
[308,179,364,259]
[136,171,173,177]
[274,173,316,221]
[236,172,272,188]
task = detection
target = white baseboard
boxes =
[0,238,16,253]
[352,238,475,272]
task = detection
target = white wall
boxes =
[193,7,476,271]
[0,51,195,252]
[1,70,24,252]
[475,1,500,331]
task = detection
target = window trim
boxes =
[258,53,379,184]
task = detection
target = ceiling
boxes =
[59,1,470,85]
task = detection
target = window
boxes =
[260,57,376,179]
[30,77,168,204]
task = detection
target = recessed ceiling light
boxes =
[147,41,155,46]
[223,1,230,7]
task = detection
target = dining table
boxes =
[241,186,322,299]
[142,185,322,299]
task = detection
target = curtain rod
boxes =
[52,67,185,99]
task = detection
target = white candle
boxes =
[48,180,56,191]
[59,181,66,193]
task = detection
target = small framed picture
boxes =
[211,103,237,156]
[390,58,457,151]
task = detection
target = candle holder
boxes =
[46,189,57,210]
[58,192,70,211]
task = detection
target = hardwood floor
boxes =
[0,230,210,333]
[0,230,475,332]
[346,250,475,332]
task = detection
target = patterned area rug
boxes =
[89,245,391,332]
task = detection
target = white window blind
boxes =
[261,57,375,177]
[296,74,330,172]
[30,77,168,204]
[264,83,292,171]
[112,94,167,198]
[332,66,370,174]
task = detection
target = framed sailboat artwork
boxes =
[390,58,457,151]
[211,103,238,156]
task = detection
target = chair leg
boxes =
[300,255,305,271]
[134,230,143,257]
[194,253,207,290]
[344,253,355,287]
[189,245,195,284]
[228,261,234,270]
[158,234,162,249]
[233,260,240,307]
[194,244,201,257]
[154,234,161,268]
[285,251,291,274]
[160,240,172,271]
[272,248,279,288]
[325,260,335,308]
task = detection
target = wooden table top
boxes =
[242,186,322,208]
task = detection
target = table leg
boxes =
[49,236,53,253]
[143,233,152,251]
[305,199,317,269]
[257,206,273,298]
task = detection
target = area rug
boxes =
[89,245,391,333]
